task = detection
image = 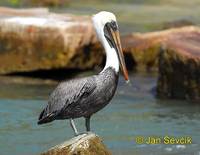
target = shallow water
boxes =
[0,72,200,155]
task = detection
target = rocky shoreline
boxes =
[0,7,199,102]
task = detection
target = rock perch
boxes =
[41,133,111,155]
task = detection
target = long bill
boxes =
[110,29,129,82]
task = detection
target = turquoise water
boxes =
[0,73,200,155]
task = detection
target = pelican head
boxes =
[92,11,129,82]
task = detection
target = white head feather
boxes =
[92,11,119,72]
[92,11,116,29]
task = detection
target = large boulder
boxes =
[0,7,103,74]
[156,28,200,102]
[41,133,111,155]
[122,27,200,64]
[121,26,200,101]
[121,26,200,72]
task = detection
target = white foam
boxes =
[176,145,186,149]
[165,147,173,152]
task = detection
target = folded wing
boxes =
[38,76,96,124]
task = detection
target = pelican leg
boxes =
[85,116,91,132]
[70,119,78,136]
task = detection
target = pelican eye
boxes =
[111,20,118,31]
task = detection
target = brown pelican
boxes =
[38,11,129,135]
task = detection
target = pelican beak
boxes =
[104,21,129,82]
[110,29,129,82]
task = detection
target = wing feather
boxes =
[38,76,96,124]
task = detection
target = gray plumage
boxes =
[38,67,118,125]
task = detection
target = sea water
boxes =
[0,73,200,155]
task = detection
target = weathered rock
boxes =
[157,48,200,102]
[0,7,102,74]
[157,36,200,102]
[121,26,200,73]
[41,133,111,155]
